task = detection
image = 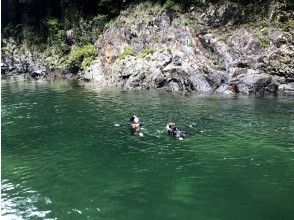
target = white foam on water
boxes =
[72,209,82,214]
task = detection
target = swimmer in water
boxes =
[166,122,186,139]
[129,115,143,134]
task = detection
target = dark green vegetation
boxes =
[2,79,294,219]
[2,0,293,72]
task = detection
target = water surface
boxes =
[2,78,294,219]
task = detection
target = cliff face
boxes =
[2,1,294,95]
[83,2,294,95]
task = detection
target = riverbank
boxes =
[2,1,294,95]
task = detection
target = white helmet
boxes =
[134,117,139,123]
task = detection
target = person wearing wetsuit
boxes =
[129,115,142,133]
[166,122,185,138]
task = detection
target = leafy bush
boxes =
[47,19,62,33]
[68,44,96,71]
[92,15,108,29]
[218,33,230,42]
[46,19,66,45]
[255,31,270,48]
[71,15,108,46]
[138,47,155,58]
[70,44,95,62]
[2,24,23,43]
[22,26,43,48]
[280,20,294,32]
[177,17,193,26]
[46,19,69,55]
[118,45,135,60]
[81,57,95,70]
[250,19,294,33]
[250,20,271,29]
[164,0,182,13]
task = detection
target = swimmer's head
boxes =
[134,117,139,123]
[167,122,175,128]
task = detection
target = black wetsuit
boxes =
[168,127,185,138]
[129,117,143,134]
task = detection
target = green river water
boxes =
[1,78,294,219]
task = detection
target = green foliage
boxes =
[138,47,155,58]
[68,44,96,71]
[81,57,95,70]
[22,26,43,49]
[104,20,116,29]
[70,15,108,46]
[47,19,65,42]
[249,19,293,48]
[118,45,135,60]
[2,0,292,73]
[164,0,182,13]
[218,33,230,42]
[177,17,193,26]
[46,18,68,53]
[249,19,294,33]
[1,38,17,63]
[275,20,294,33]
[255,31,270,48]
[212,58,219,66]
[92,15,108,29]
[2,24,23,43]
[259,35,270,48]
[163,0,206,12]
[47,18,62,33]
[249,20,271,29]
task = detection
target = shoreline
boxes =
[2,72,294,97]
[2,2,293,96]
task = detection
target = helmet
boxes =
[134,117,139,123]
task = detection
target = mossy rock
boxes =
[118,45,135,60]
[138,47,155,58]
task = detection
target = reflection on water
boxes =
[2,78,294,219]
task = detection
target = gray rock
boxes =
[189,74,213,92]
[268,30,293,47]
[2,1,293,96]
[278,83,294,95]
[202,34,235,69]
[205,3,240,27]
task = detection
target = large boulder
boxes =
[202,34,235,69]
[278,83,294,95]
[205,3,241,28]
[83,59,106,83]
[268,30,293,47]
[228,68,278,95]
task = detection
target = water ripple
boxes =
[2,79,294,220]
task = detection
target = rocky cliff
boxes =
[2,1,294,95]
